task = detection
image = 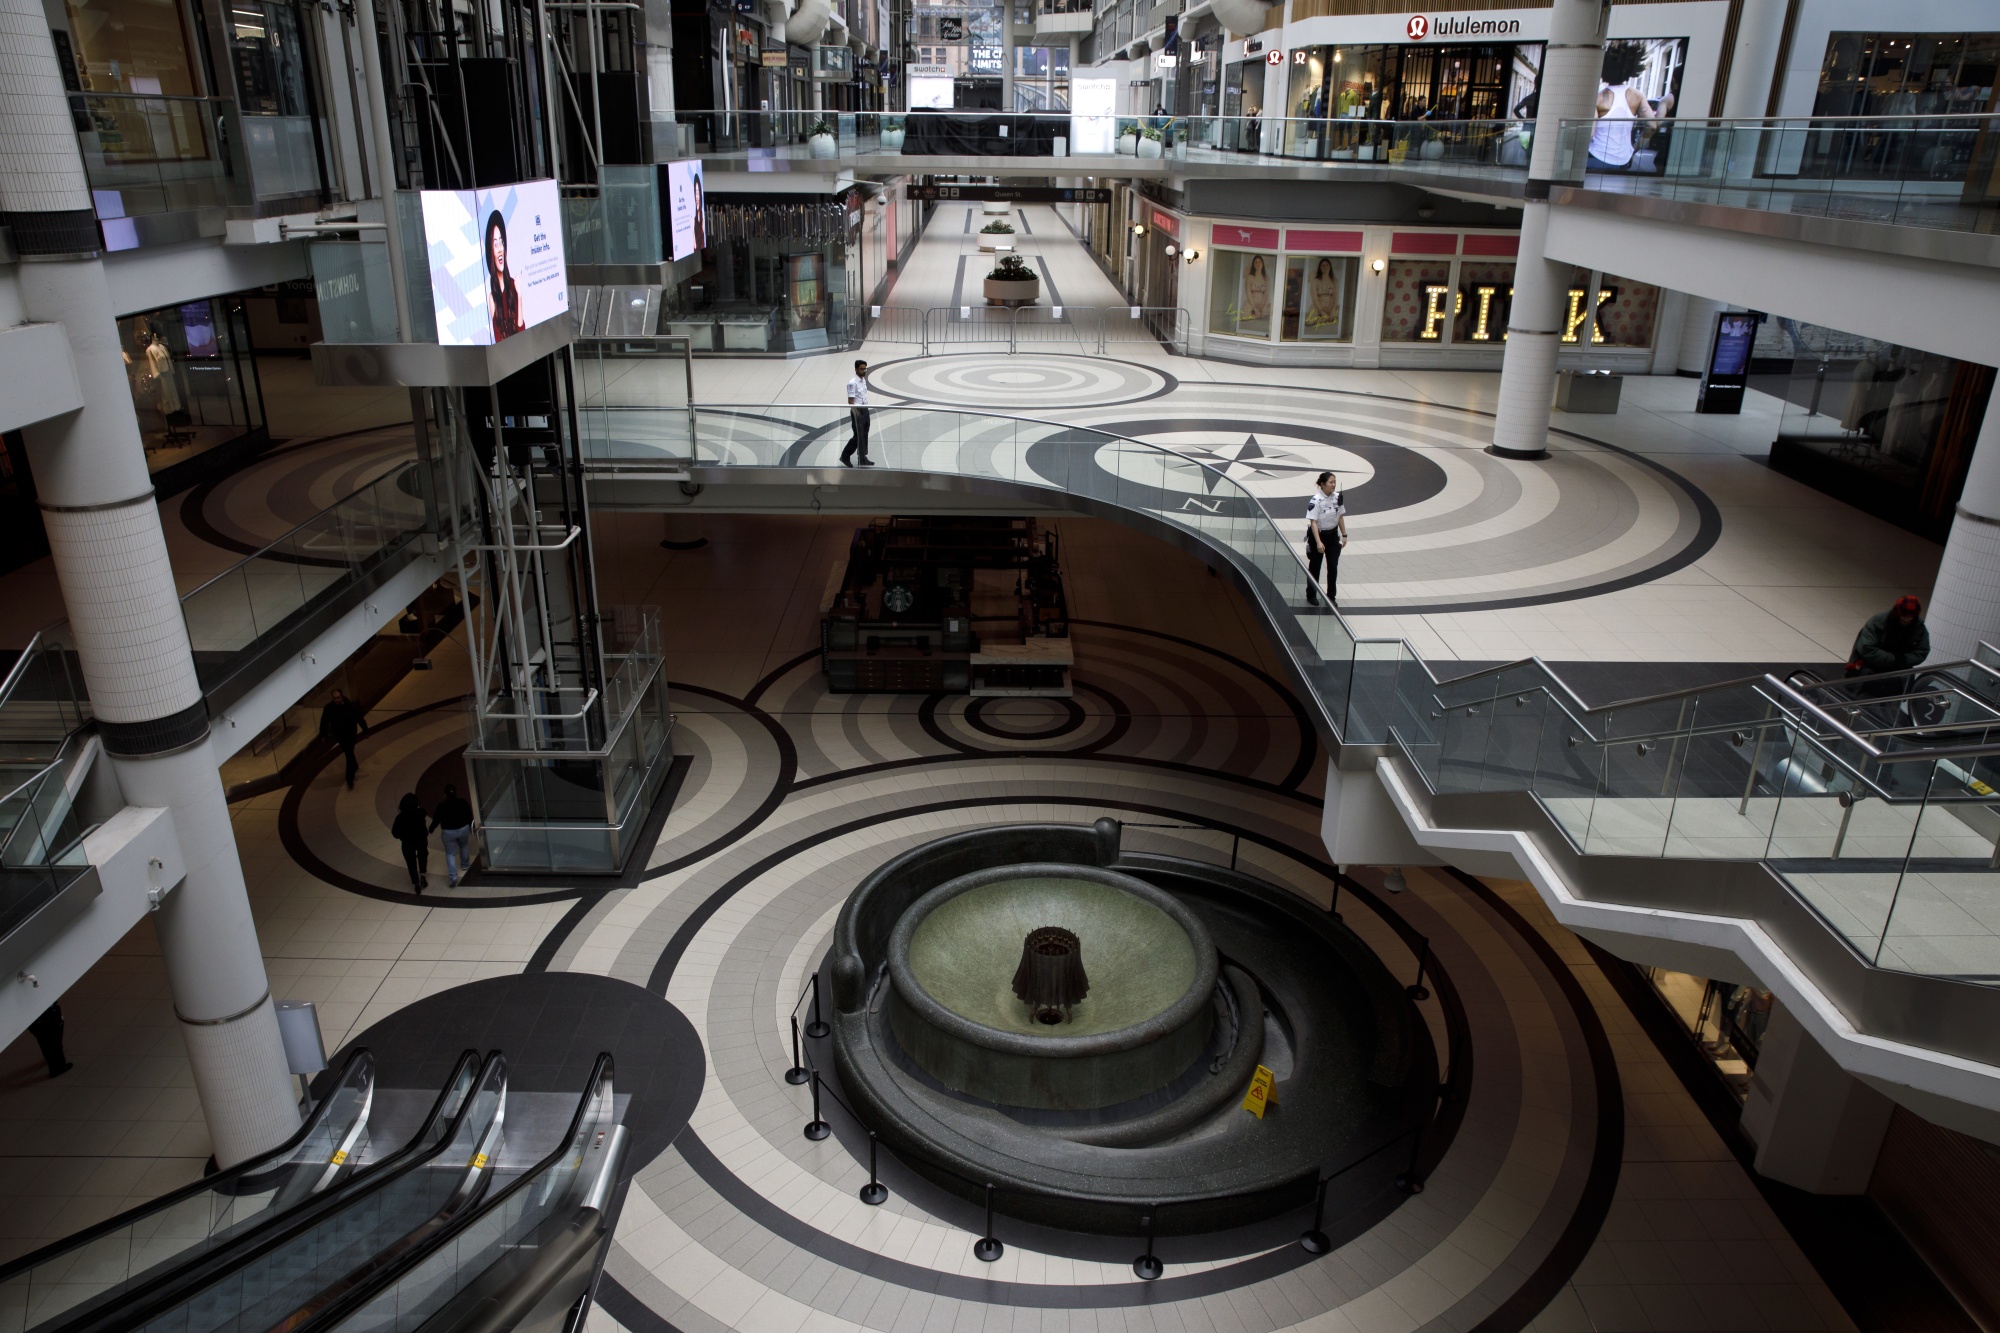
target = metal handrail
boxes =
[0,629,47,709]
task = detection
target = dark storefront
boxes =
[1753,320,1994,542]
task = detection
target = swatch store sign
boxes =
[1404,14,1521,39]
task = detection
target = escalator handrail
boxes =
[0,1048,377,1288]
[287,1054,618,1333]
[49,1050,490,1333]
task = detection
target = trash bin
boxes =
[1554,369,1622,413]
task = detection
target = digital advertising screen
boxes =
[664,159,707,261]
[421,178,568,346]
[1069,77,1116,155]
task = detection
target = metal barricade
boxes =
[1010,306,1097,353]
[1098,306,1188,354]
[926,305,1016,351]
[859,304,929,353]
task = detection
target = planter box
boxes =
[1137,137,1163,158]
[978,232,1015,251]
[1117,136,1137,154]
[809,133,838,159]
[983,276,1040,307]
[880,128,905,150]
[981,200,1010,215]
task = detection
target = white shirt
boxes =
[847,376,869,407]
[1306,489,1346,535]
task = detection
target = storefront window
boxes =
[118,298,265,475]
[1554,265,1597,343]
[61,0,201,95]
[1283,256,1358,342]
[1451,260,1514,343]
[658,198,852,352]
[1759,319,1994,539]
[1814,32,1998,118]
[1592,274,1659,347]
[1379,258,1454,342]
[1644,968,1770,1100]
[1208,251,1277,337]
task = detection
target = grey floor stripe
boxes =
[1016,209,1033,235]
[1033,254,1064,307]
[949,254,966,311]
[962,209,972,234]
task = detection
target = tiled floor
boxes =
[680,203,1941,668]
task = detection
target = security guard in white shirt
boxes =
[1304,471,1347,606]
[840,360,874,466]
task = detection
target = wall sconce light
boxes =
[1371,258,1386,273]
[1163,243,1177,257]
[1132,223,1147,236]
[1183,248,1200,263]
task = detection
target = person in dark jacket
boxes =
[1850,596,1931,675]
[319,689,369,790]
[28,1002,71,1078]
[391,792,430,892]
[429,784,476,888]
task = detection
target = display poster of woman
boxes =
[1240,254,1272,330]
[485,210,526,342]
[1304,258,1345,338]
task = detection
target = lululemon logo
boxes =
[1406,14,1428,38]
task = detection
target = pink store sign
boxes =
[1284,229,1363,252]
[1212,224,1280,250]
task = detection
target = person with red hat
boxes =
[1848,596,1930,684]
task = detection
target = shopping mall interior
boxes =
[2,0,1999,1329]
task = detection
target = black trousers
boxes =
[401,840,429,889]
[28,1004,66,1076]
[840,406,871,462]
[333,736,359,784]
[1306,535,1340,604]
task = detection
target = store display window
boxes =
[1283,256,1358,342]
[1644,967,1771,1100]
[1591,274,1660,348]
[1379,258,1454,342]
[1451,260,1514,344]
[117,298,265,475]
[1207,250,1277,337]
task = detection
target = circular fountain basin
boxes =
[886,863,1218,1110]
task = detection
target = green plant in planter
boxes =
[807,118,836,138]
[1121,122,1140,137]
[988,254,1035,281]
[883,116,905,131]
[979,219,1015,234]
[1142,126,1164,141]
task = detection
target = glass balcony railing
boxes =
[177,460,434,702]
[564,398,2000,987]
[75,94,250,228]
[1552,113,2000,236]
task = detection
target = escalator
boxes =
[0,1051,624,1333]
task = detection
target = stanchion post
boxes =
[973,1183,1004,1261]
[1132,1212,1163,1280]
[859,1132,888,1204]
[1406,936,1432,1002]
[786,1016,810,1085]
[805,973,830,1040]
[804,1071,832,1141]
[1328,877,1342,922]
[1298,1175,1332,1254]
[1395,1118,1428,1195]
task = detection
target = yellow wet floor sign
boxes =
[1241,1064,1277,1118]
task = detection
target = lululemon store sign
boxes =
[1405,13,1521,38]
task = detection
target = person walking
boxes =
[28,1002,72,1078]
[319,689,369,790]
[1848,595,1931,693]
[1304,471,1348,606]
[429,783,476,888]
[391,792,431,892]
[840,360,874,467]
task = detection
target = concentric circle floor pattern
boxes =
[508,635,1629,1333]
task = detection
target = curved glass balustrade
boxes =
[570,392,2000,987]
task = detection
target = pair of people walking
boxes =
[390,785,477,892]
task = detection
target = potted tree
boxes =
[978,218,1016,252]
[1138,125,1164,159]
[983,254,1040,307]
[807,118,838,158]
[879,115,905,151]
[1117,122,1139,154]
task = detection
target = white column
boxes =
[0,0,299,1167]
[1718,0,1791,119]
[1740,1003,1892,1193]
[1922,402,2000,664]
[1678,296,1725,374]
[1488,0,1606,460]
